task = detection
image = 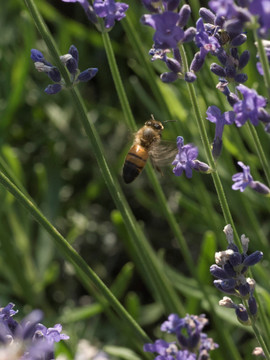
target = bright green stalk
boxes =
[23,0,184,315]
[0,169,150,344]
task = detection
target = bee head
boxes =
[145,115,164,132]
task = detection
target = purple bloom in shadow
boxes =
[93,0,128,29]
[172,136,198,178]
[250,0,270,38]
[232,161,253,192]
[233,84,267,126]
[208,0,238,19]
[141,11,184,49]
[206,106,235,159]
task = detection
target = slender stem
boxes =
[243,298,270,360]
[23,0,184,315]
[0,169,150,344]
[247,122,270,187]
[253,30,270,98]
[179,44,241,249]
[101,31,135,130]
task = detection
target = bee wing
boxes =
[149,141,178,168]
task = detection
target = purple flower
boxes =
[172,137,198,178]
[93,0,129,29]
[141,11,184,49]
[160,314,184,333]
[206,106,235,159]
[250,0,270,38]
[0,303,69,359]
[232,161,253,192]
[233,84,267,126]
[208,0,238,19]
[144,314,218,359]
[172,137,210,178]
[144,339,178,357]
[195,18,220,60]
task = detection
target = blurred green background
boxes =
[1,0,270,359]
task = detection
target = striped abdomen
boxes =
[123,144,148,184]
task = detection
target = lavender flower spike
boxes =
[206,106,235,159]
[93,0,129,29]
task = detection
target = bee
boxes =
[123,115,176,184]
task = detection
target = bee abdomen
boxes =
[123,145,148,184]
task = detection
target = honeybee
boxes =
[122,115,176,184]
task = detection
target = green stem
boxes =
[179,44,241,249]
[0,169,150,344]
[243,299,270,360]
[253,30,270,98]
[101,31,135,130]
[23,0,184,315]
[247,122,270,187]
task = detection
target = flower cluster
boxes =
[194,7,250,84]
[61,0,129,30]
[0,303,69,359]
[210,225,263,325]
[144,313,218,359]
[232,161,270,196]
[140,1,197,83]
[172,136,211,178]
[31,45,98,95]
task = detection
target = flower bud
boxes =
[243,251,263,266]
[248,296,257,316]
[219,296,235,308]
[190,52,204,72]
[184,71,197,82]
[235,304,250,324]
[239,50,250,69]
[210,63,226,77]
[77,68,98,82]
[230,34,247,46]
[160,72,178,83]
[178,5,191,27]
[210,265,228,279]
[47,67,61,82]
[199,7,215,24]
[44,84,62,95]
[166,58,181,73]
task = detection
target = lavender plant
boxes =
[1,0,270,359]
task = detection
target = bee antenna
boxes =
[163,119,176,123]
[150,114,156,121]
